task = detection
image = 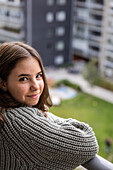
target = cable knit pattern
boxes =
[0,107,99,170]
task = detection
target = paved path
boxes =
[46,68,113,104]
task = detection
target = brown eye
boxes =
[36,73,43,79]
[19,77,28,82]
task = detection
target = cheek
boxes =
[41,80,44,92]
[39,80,44,96]
[8,84,28,98]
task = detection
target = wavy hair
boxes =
[0,41,52,122]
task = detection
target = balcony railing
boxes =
[89,3,104,10]
[0,1,24,7]
[88,34,101,42]
[0,16,24,29]
[74,1,87,8]
[82,154,113,170]
[74,1,104,10]
[106,44,113,52]
[104,60,113,69]
[105,50,113,58]
[88,48,99,57]
[0,29,25,40]
[89,18,102,26]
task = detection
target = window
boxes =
[46,0,54,6]
[55,27,65,36]
[95,0,104,5]
[46,29,54,38]
[56,0,66,5]
[6,11,10,17]
[56,11,66,22]
[54,55,64,65]
[46,43,53,50]
[46,12,54,23]
[55,41,65,51]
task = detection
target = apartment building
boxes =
[25,0,72,66]
[0,0,72,66]
[0,0,25,44]
[72,0,113,79]
[100,0,113,78]
[1,0,113,79]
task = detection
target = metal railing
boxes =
[82,154,113,170]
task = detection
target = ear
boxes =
[0,77,7,91]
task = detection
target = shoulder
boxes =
[5,107,44,118]
[3,107,45,127]
[46,111,66,123]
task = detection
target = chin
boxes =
[24,98,40,107]
[27,101,39,107]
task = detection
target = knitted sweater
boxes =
[0,107,98,170]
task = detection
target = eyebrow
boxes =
[18,71,42,77]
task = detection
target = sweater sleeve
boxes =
[47,111,94,134]
[46,111,67,123]
[3,107,99,170]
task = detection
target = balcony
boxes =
[89,2,104,10]
[88,34,101,42]
[0,1,24,7]
[0,29,25,41]
[88,48,99,57]
[107,27,113,34]
[73,32,88,39]
[74,17,102,26]
[105,50,113,58]
[0,15,24,29]
[73,1,87,8]
[104,60,113,69]
[74,17,88,24]
[106,44,113,52]
[89,25,102,33]
[89,9,103,16]
[74,1,104,10]
[73,49,88,59]
[0,34,15,42]
[88,40,100,47]
[89,18,102,26]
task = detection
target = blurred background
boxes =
[0,0,113,166]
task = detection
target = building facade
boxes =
[72,0,113,79]
[0,0,72,66]
[1,0,113,79]
[25,0,73,66]
[99,0,113,78]
[0,0,25,43]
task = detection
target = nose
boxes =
[30,79,39,91]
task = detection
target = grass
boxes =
[49,92,113,163]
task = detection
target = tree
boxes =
[82,59,99,85]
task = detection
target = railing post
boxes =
[82,154,113,170]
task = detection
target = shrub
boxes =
[82,59,99,85]
[94,77,113,91]
[55,79,82,92]
[82,59,113,91]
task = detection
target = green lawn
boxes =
[50,92,113,163]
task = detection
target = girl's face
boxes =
[5,57,44,106]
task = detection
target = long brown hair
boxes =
[0,41,52,122]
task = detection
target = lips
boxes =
[28,93,40,99]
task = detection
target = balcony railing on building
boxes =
[0,29,25,41]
